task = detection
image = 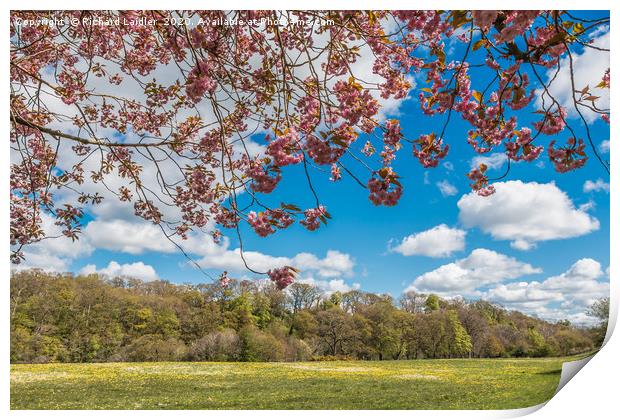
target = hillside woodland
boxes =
[10,270,605,363]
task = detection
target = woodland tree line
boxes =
[10,270,606,363]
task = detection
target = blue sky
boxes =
[14,11,610,325]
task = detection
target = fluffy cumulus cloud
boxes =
[436,180,458,197]
[583,178,610,193]
[83,220,177,254]
[297,277,361,295]
[406,248,541,294]
[15,208,356,284]
[537,27,610,122]
[470,153,508,170]
[535,258,607,304]
[82,218,225,258]
[15,252,72,274]
[81,216,357,281]
[406,250,609,326]
[391,224,466,258]
[483,282,563,303]
[293,251,355,278]
[80,261,159,281]
[458,181,599,250]
[482,258,609,325]
[12,213,94,273]
[197,248,355,279]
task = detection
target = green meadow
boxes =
[10,356,582,410]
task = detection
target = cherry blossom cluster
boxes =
[305,134,346,165]
[10,134,56,253]
[467,164,496,197]
[247,209,294,237]
[547,138,588,173]
[133,200,163,224]
[368,169,403,206]
[186,59,217,102]
[300,206,328,231]
[413,134,450,167]
[472,10,499,32]
[504,127,543,162]
[493,11,541,44]
[601,69,610,88]
[245,159,281,194]
[333,78,379,130]
[296,92,321,133]
[265,129,304,166]
[9,10,609,284]
[218,272,231,288]
[330,164,342,182]
[267,266,297,290]
[213,206,240,229]
[383,120,402,147]
[600,69,610,123]
[534,107,568,135]
[527,26,567,67]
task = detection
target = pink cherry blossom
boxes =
[268,266,297,289]
[9,10,608,279]
[548,138,588,173]
[300,206,328,231]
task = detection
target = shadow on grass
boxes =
[536,369,562,375]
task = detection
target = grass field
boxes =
[11,357,583,410]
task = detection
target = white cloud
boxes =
[458,181,599,250]
[561,312,600,325]
[509,239,534,251]
[579,200,596,212]
[12,213,94,273]
[298,277,361,295]
[583,178,610,193]
[16,252,72,274]
[293,250,355,278]
[443,161,454,171]
[406,248,541,294]
[79,260,159,281]
[537,28,610,122]
[407,251,609,326]
[599,140,610,154]
[17,208,356,283]
[482,258,609,325]
[83,220,177,254]
[197,248,354,279]
[82,216,224,256]
[538,258,605,301]
[391,224,466,258]
[483,281,562,303]
[436,180,458,197]
[470,153,508,170]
